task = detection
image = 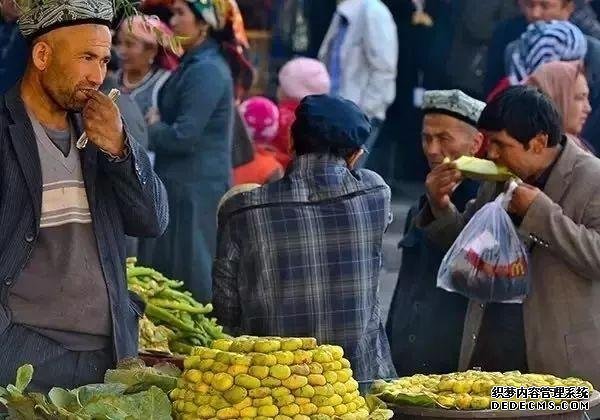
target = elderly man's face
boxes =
[34,24,111,112]
[421,114,483,169]
[518,0,575,23]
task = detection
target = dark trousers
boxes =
[0,324,114,393]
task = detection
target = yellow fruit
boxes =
[258,404,279,417]
[333,382,347,396]
[271,364,292,380]
[193,382,210,393]
[223,385,248,404]
[280,403,300,416]
[293,385,315,398]
[275,416,293,420]
[253,396,274,407]
[329,394,343,406]
[295,397,311,405]
[340,358,351,369]
[196,405,216,418]
[275,351,295,365]
[198,359,215,371]
[212,373,235,392]
[255,339,281,353]
[231,340,255,353]
[317,405,335,416]
[312,350,333,363]
[240,406,258,417]
[249,387,272,398]
[322,361,342,371]
[274,394,295,407]
[236,374,262,389]
[346,401,356,412]
[355,396,366,407]
[438,379,456,391]
[233,355,253,366]
[183,401,197,414]
[212,362,230,373]
[300,338,317,350]
[272,386,291,397]
[253,354,278,367]
[212,339,233,351]
[209,395,230,410]
[293,415,310,420]
[334,404,348,415]
[262,377,282,387]
[471,396,491,410]
[234,397,253,411]
[308,363,323,375]
[281,338,303,352]
[216,351,233,364]
[456,394,473,410]
[249,365,270,380]
[194,394,212,406]
[202,371,214,384]
[308,374,326,386]
[228,364,249,376]
[343,391,359,403]
[282,374,309,390]
[336,369,352,383]
[344,379,359,393]
[184,390,195,401]
[299,402,318,415]
[324,371,338,384]
[314,384,334,397]
[216,407,240,419]
[192,347,219,359]
[184,356,203,370]
[453,380,474,394]
[312,395,329,407]
[294,351,313,365]
[290,364,311,376]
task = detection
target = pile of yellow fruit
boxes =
[171,336,385,419]
[370,370,594,411]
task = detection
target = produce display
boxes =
[370,370,594,411]
[450,156,515,182]
[126,258,226,354]
[0,361,175,420]
[171,336,393,419]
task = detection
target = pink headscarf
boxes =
[278,58,331,101]
[526,61,585,131]
[239,97,280,145]
[120,15,180,71]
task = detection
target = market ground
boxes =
[379,181,425,321]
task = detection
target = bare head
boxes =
[26,24,112,112]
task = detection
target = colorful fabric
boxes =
[120,15,180,70]
[18,0,114,39]
[509,20,588,84]
[278,57,331,102]
[239,96,280,144]
[186,0,231,30]
[233,146,283,186]
[214,153,397,381]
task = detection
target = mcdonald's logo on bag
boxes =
[510,260,526,277]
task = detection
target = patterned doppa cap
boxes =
[19,0,115,40]
[422,89,486,127]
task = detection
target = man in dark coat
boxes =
[386,90,484,376]
[0,0,168,392]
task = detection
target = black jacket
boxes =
[0,85,169,360]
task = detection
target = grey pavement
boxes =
[379,181,425,321]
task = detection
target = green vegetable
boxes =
[104,358,180,394]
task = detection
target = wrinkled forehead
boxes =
[42,24,112,51]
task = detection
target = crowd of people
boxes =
[1,0,600,408]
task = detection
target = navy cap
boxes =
[293,95,372,151]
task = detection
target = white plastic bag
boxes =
[437,182,530,303]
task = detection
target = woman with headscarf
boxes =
[116,15,179,118]
[527,60,594,153]
[141,0,236,302]
[487,20,588,101]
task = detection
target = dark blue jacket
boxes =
[0,22,27,96]
[0,85,169,360]
[386,180,478,376]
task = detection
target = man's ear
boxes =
[346,149,365,169]
[529,133,549,153]
[470,131,485,156]
[31,40,52,71]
